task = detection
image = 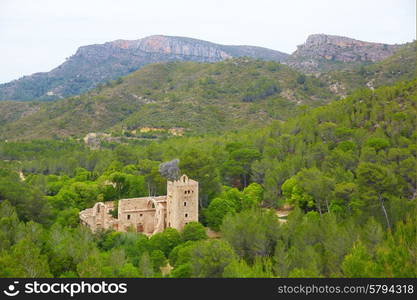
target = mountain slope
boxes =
[0,101,41,127]
[285,34,403,73]
[0,35,288,101]
[0,58,333,140]
[319,41,416,96]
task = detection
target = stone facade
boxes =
[79,174,198,235]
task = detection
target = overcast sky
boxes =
[0,0,415,83]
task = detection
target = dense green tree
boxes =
[204,197,236,231]
[356,162,397,228]
[242,183,263,209]
[330,182,359,216]
[77,253,103,277]
[118,263,140,278]
[170,263,192,278]
[373,215,417,277]
[149,228,182,256]
[138,252,154,278]
[0,78,415,279]
[181,222,207,242]
[168,241,196,268]
[273,240,290,277]
[150,250,167,272]
[342,241,375,277]
[221,209,280,262]
[282,177,314,211]
[7,238,52,277]
[0,200,20,250]
[0,172,51,223]
[222,148,261,187]
[190,240,236,278]
[180,148,222,205]
[223,257,274,278]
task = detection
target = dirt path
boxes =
[206,228,221,239]
[276,204,293,223]
[160,263,173,276]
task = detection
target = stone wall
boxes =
[79,201,117,232]
[167,175,199,231]
[79,174,199,235]
[117,196,167,234]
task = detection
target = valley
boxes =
[0,31,415,279]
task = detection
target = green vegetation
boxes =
[3,43,414,142]
[321,42,416,95]
[0,58,334,140]
[0,35,289,102]
[0,77,415,277]
[0,101,41,126]
[0,43,415,278]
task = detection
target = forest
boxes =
[0,78,415,278]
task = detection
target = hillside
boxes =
[285,34,403,73]
[0,33,409,103]
[0,101,41,127]
[0,80,415,278]
[0,58,333,141]
[319,41,416,96]
[0,35,288,101]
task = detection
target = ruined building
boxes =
[79,174,198,235]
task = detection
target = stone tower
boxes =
[166,174,199,231]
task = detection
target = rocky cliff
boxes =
[285,34,402,73]
[0,35,288,101]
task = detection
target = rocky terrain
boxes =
[0,58,333,140]
[285,34,402,73]
[0,33,408,102]
[0,35,288,101]
[319,41,416,97]
[0,35,414,141]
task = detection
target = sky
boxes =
[0,0,415,83]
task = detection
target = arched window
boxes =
[181,175,188,183]
[147,200,156,209]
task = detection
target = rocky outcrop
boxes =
[285,34,402,73]
[0,35,288,101]
[135,35,232,59]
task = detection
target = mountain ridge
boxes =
[0,37,414,141]
[319,41,416,97]
[0,58,334,140]
[285,33,403,73]
[0,33,411,102]
[0,35,289,101]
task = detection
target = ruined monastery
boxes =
[80,174,198,235]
